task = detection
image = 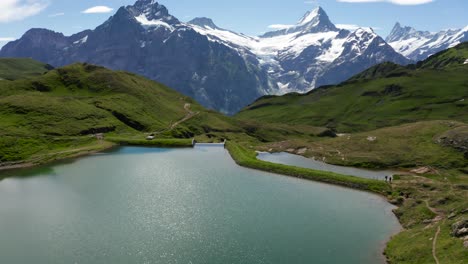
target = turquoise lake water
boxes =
[0,146,400,264]
[257,151,397,180]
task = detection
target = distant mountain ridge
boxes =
[386,22,468,61]
[186,6,410,94]
[1,0,409,114]
[237,42,468,132]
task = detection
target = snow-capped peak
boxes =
[386,22,431,43]
[127,0,179,26]
[125,0,179,31]
[261,6,337,38]
[387,22,468,61]
[297,7,324,26]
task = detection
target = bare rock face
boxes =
[451,219,468,238]
[436,126,468,158]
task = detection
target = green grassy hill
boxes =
[237,43,468,133]
[0,58,53,81]
[0,50,467,263]
[0,63,239,162]
[236,45,468,264]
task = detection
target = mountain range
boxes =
[387,22,468,61]
[0,0,466,114]
[237,42,468,133]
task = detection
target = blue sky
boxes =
[0,0,467,48]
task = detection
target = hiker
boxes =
[389,176,393,183]
[385,176,388,182]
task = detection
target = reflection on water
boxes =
[0,146,400,264]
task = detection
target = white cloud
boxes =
[268,24,294,30]
[336,24,382,31]
[0,37,16,42]
[337,0,434,5]
[0,0,49,23]
[48,12,64,17]
[82,6,114,14]
[336,24,361,30]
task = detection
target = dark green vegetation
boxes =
[237,43,468,133]
[226,142,390,194]
[0,58,53,81]
[0,63,239,164]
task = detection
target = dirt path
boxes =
[424,200,439,216]
[154,103,199,135]
[170,103,199,129]
[423,199,445,264]
[432,225,441,264]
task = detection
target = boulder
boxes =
[451,219,468,237]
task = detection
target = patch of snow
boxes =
[389,25,468,59]
[140,41,146,48]
[464,59,468,65]
[135,14,174,31]
[73,35,88,45]
[189,23,341,62]
[277,82,290,92]
[317,37,347,62]
[388,36,431,57]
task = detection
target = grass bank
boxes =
[226,141,468,263]
[106,137,193,148]
[225,141,390,194]
[0,139,115,172]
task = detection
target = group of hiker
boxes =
[384,175,393,183]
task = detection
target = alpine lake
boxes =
[0,145,401,264]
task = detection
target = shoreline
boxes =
[225,142,405,264]
[0,141,117,174]
[0,141,406,263]
[1,141,456,263]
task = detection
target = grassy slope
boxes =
[237,43,468,133]
[384,170,468,264]
[0,58,53,80]
[0,63,240,163]
[255,120,467,169]
[236,43,468,263]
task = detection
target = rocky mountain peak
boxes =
[261,6,337,38]
[126,0,179,25]
[298,7,329,26]
[188,17,220,29]
[386,22,431,42]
